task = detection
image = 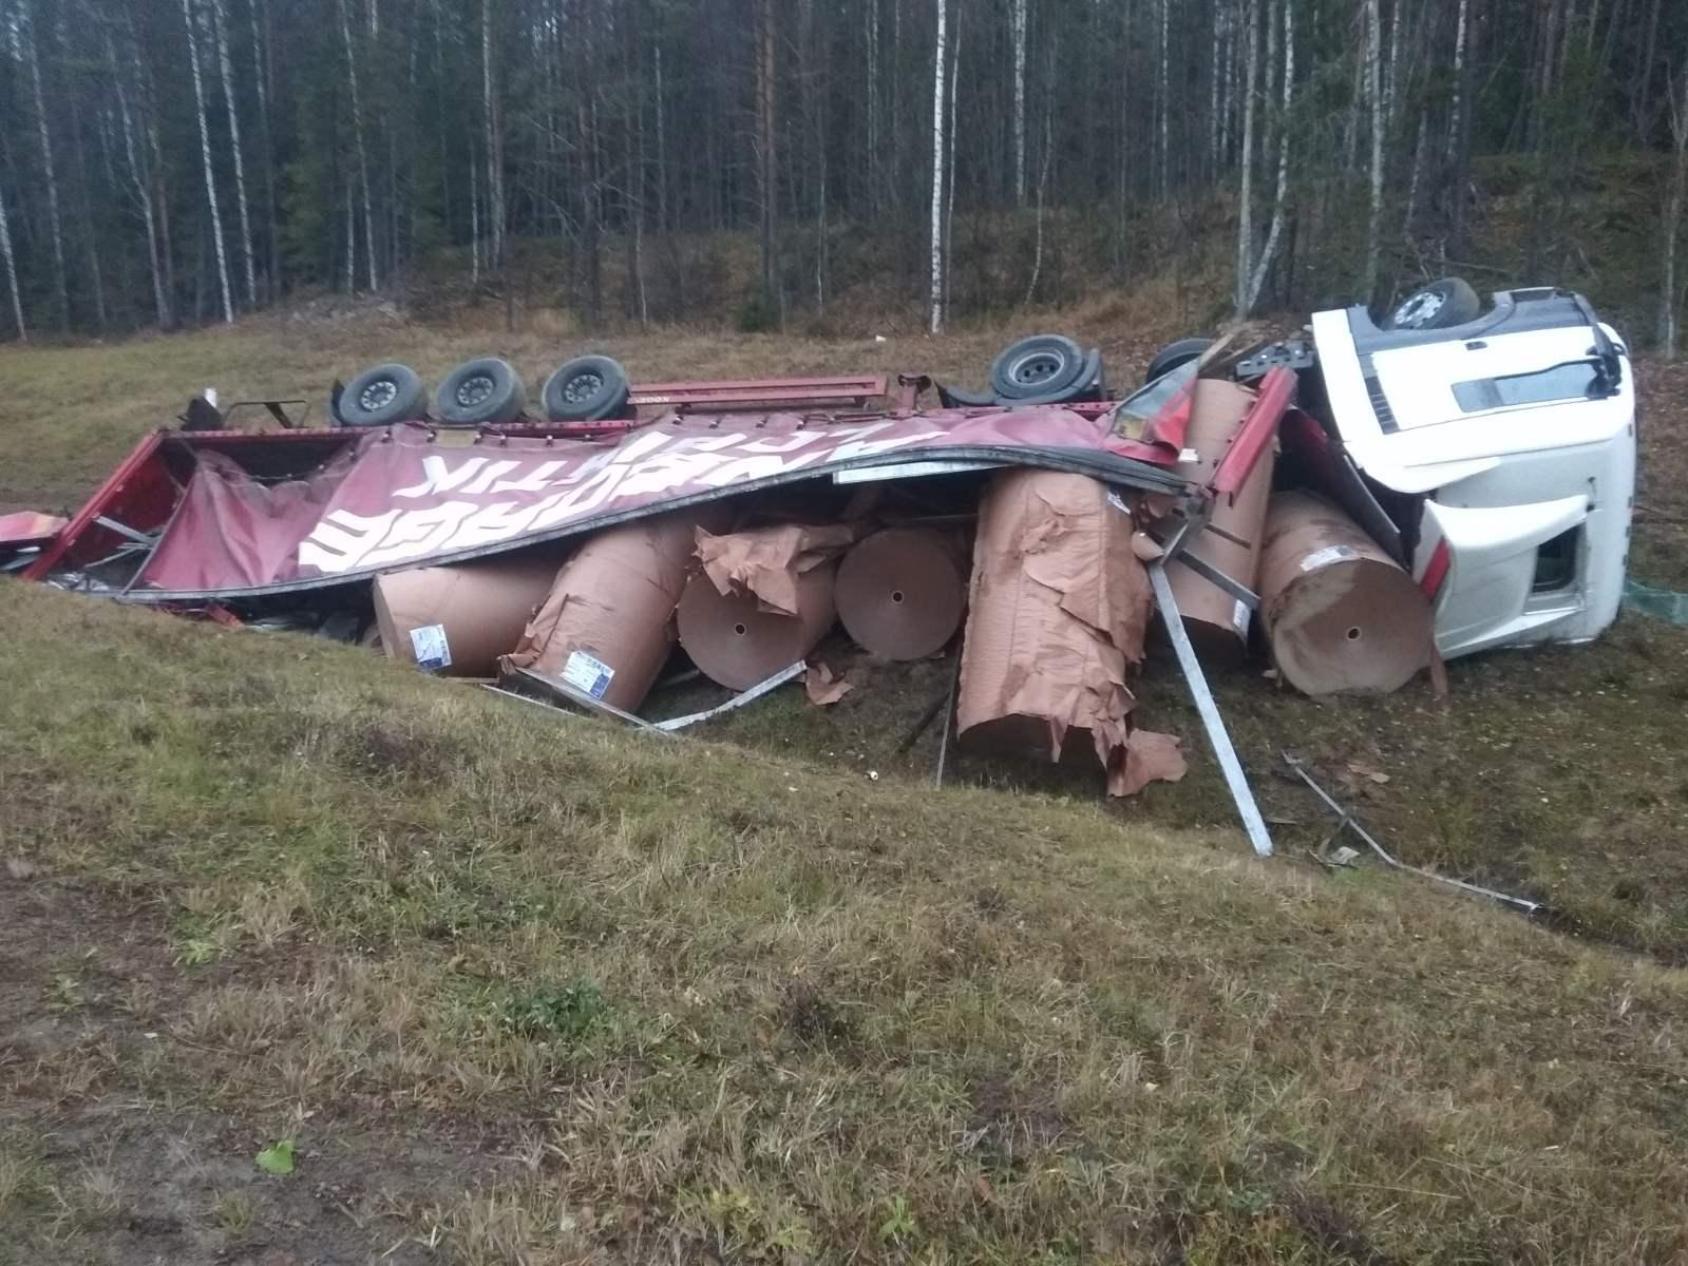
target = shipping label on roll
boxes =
[409,623,452,671]
[1300,544,1361,574]
[562,649,616,699]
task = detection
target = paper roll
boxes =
[677,564,838,689]
[373,554,560,677]
[957,470,1162,794]
[835,527,966,659]
[1258,491,1432,695]
[1166,378,1275,657]
[500,509,715,711]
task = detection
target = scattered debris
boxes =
[805,663,853,706]
[255,1139,297,1177]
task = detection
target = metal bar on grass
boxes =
[1148,560,1274,857]
[654,661,807,731]
[1281,753,1541,913]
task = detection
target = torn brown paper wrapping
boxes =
[835,527,967,660]
[373,554,559,677]
[1167,378,1275,657]
[957,470,1176,796]
[500,508,720,712]
[679,523,848,690]
[1257,491,1432,696]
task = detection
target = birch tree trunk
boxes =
[481,0,503,273]
[928,0,947,333]
[756,0,777,307]
[21,0,69,327]
[1361,0,1384,301]
[183,0,234,324]
[249,0,279,300]
[210,0,256,307]
[1660,70,1688,358]
[1233,0,1258,315]
[943,0,961,313]
[866,0,881,211]
[1244,0,1293,314]
[1157,0,1170,197]
[1011,0,1027,205]
[339,0,379,290]
[110,34,169,328]
[0,184,25,342]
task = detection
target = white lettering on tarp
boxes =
[297,508,402,571]
[393,455,490,499]
[359,501,482,568]
[296,422,960,576]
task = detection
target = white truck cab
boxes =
[1299,286,1635,660]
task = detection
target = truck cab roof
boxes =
[1309,288,1634,495]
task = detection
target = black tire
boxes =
[542,354,632,422]
[989,334,1087,400]
[1144,337,1214,385]
[1383,277,1482,331]
[434,357,526,426]
[336,362,427,427]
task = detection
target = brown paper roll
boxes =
[1167,379,1275,658]
[1258,492,1432,696]
[957,470,1154,793]
[835,528,966,659]
[373,554,560,677]
[500,509,715,712]
[677,564,838,690]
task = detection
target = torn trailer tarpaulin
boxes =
[126,411,1185,601]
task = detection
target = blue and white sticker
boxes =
[562,649,616,700]
[408,623,452,671]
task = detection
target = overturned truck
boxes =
[10,280,1636,854]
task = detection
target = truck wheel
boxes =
[989,334,1087,400]
[542,355,632,422]
[1383,277,1482,331]
[335,363,427,427]
[434,357,526,426]
[1143,337,1214,384]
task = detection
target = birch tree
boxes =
[481,0,503,274]
[0,182,24,341]
[1011,0,1027,205]
[1242,0,1294,315]
[182,0,234,324]
[1233,0,1258,315]
[109,32,169,329]
[339,0,379,290]
[929,0,948,333]
[1661,68,1688,358]
[20,0,68,327]
[1361,0,1384,300]
[209,0,256,307]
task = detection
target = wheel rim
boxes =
[359,378,398,411]
[455,373,496,408]
[1393,291,1444,327]
[562,371,604,404]
[1008,350,1066,387]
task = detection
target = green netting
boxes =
[1623,579,1688,626]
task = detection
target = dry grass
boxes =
[2,583,1688,1262]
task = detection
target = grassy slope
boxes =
[2,583,1687,1264]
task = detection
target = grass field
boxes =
[3,303,1688,1262]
